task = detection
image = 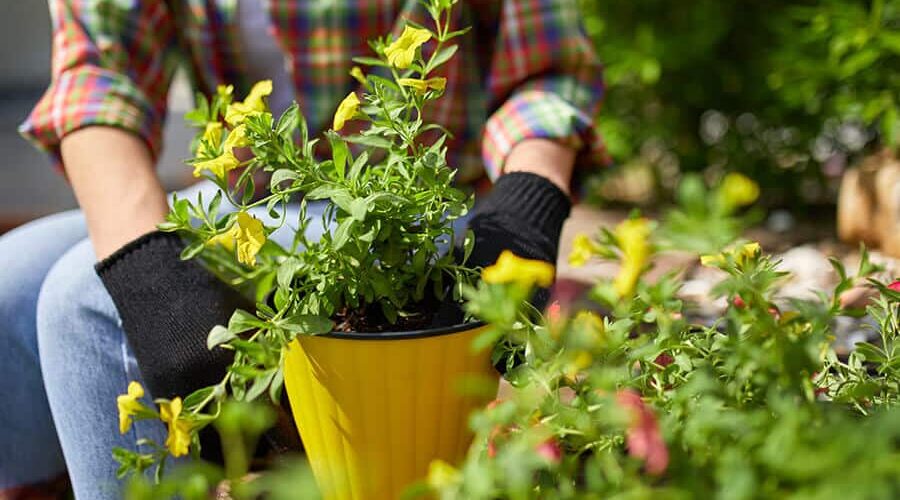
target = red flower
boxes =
[535,437,562,464]
[547,301,562,322]
[616,389,669,476]
[811,372,827,397]
[654,353,675,367]
[888,280,900,292]
[732,295,747,309]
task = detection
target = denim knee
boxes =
[37,239,162,500]
[0,211,85,488]
[0,211,86,361]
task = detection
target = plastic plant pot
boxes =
[283,322,499,500]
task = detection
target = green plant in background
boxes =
[580,0,899,207]
[431,213,900,498]
[113,0,476,489]
[770,0,900,151]
[657,172,762,254]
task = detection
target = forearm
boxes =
[503,138,575,196]
[60,127,169,259]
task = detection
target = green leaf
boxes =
[270,169,300,190]
[277,258,302,289]
[182,386,216,410]
[228,309,264,334]
[381,301,398,324]
[276,103,300,136]
[345,134,394,149]
[350,198,368,222]
[332,218,355,250]
[180,240,204,260]
[428,44,459,71]
[280,314,334,335]
[207,325,236,350]
[328,132,351,180]
[352,56,390,68]
[462,229,475,264]
[245,370,277,402]
[348,151,369,181]
[269,368,284,403]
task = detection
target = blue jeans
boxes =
[0,181,327,499]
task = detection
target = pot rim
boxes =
[314,320,486,341]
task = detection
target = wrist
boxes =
[503,138,575,196]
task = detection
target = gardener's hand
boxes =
[96,231,250,400]
[466,138,574,300]
[466,170,572,306]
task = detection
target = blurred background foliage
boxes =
[580,0,899,209]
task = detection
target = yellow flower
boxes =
[482,250,555,289]
[159,397,193,457]
[427,459,460,490]
[192,150,240,178]
[198,122,223,157]
[565,350,594,380]
[384,26,432,69]
[700,242,761,268]
[718,172,760,210]
[333,92,361,131]
[116,381,145,435]
[350,66,366,85]
[223,123,249,150]
[613,218,652,298]
[225,80,273,126]
[568,233,598,268]
[209,212,267,267]
[397,77,447,93]
[573,310,604,343]
[217,84,234,101]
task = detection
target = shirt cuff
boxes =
[481,88,609,182]
[18,65,164,170]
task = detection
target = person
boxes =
[0,0,605,498]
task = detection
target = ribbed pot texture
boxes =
[283,324,499,500]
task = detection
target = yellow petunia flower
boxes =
[397,77,447,93]
[427,459,460,490]
[568,233,598,268]
[198,122,223,157]
[225,80,273,126]
[718,172,760,210]
[482,250,555,289]
[217,84,234,101]
[613,218,652,298]
[333,92,361,131]
[350,66,366,85]
[159,397,193,458]
[208,212,267,267]
[700,242,761,268]
[116,381,145,435]
[223,123,249,150]
[565,350,594,380]
[384,26,432,69]
[192,150,240,179]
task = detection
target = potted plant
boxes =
[114,1,501,498]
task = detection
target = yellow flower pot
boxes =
[283,323,498,500]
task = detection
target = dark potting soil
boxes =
[331,302,436,333]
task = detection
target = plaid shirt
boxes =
[19,0,606,184]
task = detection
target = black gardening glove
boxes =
[96,231,247,401]
[97,231,304,460]
[432,172,572,326]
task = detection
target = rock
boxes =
[775,245,836,300]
